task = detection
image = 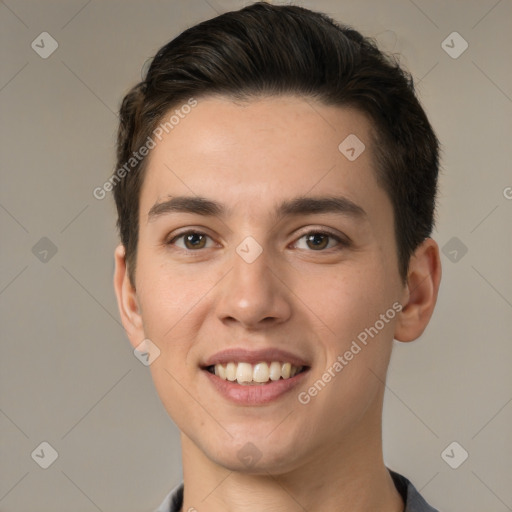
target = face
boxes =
[116,95,413,474]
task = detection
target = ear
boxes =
[113,244,145,349]
[394,237,442,342]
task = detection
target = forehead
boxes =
[139,95,391,226]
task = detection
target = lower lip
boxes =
[202,369,309,405]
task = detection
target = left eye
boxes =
[293,231,343,251]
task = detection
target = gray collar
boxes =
[154,469,440,512]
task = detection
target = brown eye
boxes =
[294,231,347,251]
[305,233,330,250]
[183,233,207,249]
[168,231,212,250]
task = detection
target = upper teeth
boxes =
[214,362,303,385]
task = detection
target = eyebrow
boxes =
[147,195,367,223]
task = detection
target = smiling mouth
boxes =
[204,361,309,385]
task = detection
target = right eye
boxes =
[166,231,216,251]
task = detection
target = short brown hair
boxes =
[113,2,439,286]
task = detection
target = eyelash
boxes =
[165,229,350,253]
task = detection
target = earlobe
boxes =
[113,244,145,348]
[394,238,442,343]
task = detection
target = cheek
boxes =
[136,253,215,340]
[298,270,397,427]
[140,279,210,433]
[302,263,392,342]
[300,258,399,412]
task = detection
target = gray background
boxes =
[1,0,511,511]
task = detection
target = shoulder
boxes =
[153,482,184,512]
[389,470,441,512]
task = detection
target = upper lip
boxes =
[202,347,310,368]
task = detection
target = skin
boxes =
[114,95,441,512]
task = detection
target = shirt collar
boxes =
[155,470,440,512]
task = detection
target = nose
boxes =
[215,243,292,330]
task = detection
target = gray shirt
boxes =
[153,469,440,511]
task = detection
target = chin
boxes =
[202,436,305,476]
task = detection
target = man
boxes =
[112,3,442,511]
